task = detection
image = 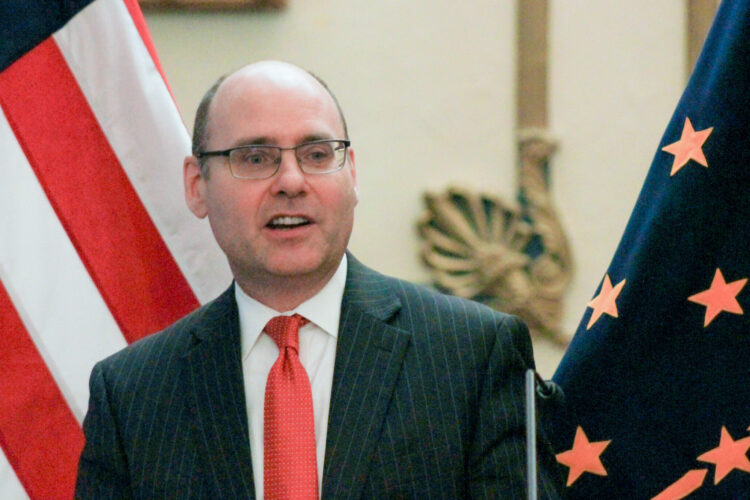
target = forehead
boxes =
[207,66,344,146]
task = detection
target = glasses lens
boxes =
[229,146,279,179]
[298,141,346,174]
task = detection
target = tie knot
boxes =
[265,314,308,351]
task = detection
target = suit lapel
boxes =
[322,256,411,499]
[182,285,255,499]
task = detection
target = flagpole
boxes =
[525,369,537,500]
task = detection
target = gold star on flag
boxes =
[697,426,750,484]
[586,274,626,329]
[556,426,611,486]
[661,117,713,176]
[688,268,747,327]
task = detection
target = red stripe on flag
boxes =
[0,280,84,499]
[0,38,199,344]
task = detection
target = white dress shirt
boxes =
[236,255,346,500]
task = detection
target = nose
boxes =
[270,149,306,196]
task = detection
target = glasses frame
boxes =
[195,139,351,179]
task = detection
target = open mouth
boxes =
[267,215,312,230]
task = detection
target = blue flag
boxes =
[552,1,750,498]
[0,0,94,72]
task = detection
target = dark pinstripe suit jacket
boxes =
[76,255,564,499]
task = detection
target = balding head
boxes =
[191,61,348,175]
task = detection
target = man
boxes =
[75,61,564,499]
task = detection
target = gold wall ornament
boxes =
[417,129,572,344]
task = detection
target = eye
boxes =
[235,147,274,166]
[247,154,265,165]
[299,143,334,163]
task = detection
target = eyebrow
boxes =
[230,134,336,148]
[230,137,272,147]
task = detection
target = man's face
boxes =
[185,64,358,298]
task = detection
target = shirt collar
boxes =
[236,254,347,359]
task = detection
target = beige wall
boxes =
[145,1,686,376]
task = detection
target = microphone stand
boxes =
[525,369,538,500]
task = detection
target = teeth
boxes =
[270,216,309,226]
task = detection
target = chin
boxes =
[267,254,326,278]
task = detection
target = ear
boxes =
[184,155,208,218]
[348,148,359,203]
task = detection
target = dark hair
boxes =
[307,70,349,140]
[192,75,227,176]
[191,67,348,177]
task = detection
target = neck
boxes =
[233,267,338,312]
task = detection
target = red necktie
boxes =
[264,314,318,500]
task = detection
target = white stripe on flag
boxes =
[0,107,127,422]
[54,0,231,304]
[0,449,28,500]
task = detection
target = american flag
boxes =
[0,1,228,497]
[552,0,750,498]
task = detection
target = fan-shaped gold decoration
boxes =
[417,129,572,344]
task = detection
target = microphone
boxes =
[534,371,564,403]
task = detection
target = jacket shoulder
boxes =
[347,255,524,345]
[96,285,235,376]
[390,272,521,331]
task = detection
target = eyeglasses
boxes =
[195,139,351,179]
